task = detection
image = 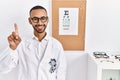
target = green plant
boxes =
[109,77,112,80]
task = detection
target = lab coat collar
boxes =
[32,33,49,41]
[27,33,49,50]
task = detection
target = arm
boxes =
[0,47,19,73]
[56,46,67,80]
[0,23,21,73]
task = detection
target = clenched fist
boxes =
[8,23,21,50]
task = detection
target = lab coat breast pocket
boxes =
[48,58,57,80]
[41,58,57,80]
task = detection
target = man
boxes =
[0,5,66,80]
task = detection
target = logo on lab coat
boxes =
[49,58,56,73]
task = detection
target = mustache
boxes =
[35,24,46,27]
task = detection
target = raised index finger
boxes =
[14,23,18,34]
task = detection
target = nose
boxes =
[37,19,43,24]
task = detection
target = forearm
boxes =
[0,47,18,73]
[56,50,67,80]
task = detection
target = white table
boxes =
[88,53,120,80]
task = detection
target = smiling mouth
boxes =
[35,25,44,30]
[37,26,44,30]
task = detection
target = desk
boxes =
[88,53,120,80]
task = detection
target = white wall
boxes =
[65,51,87,80]
[0,0,87,80]
[85,0,120,54]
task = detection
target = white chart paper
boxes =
[59,8,79,35]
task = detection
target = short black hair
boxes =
[29,5,47,15]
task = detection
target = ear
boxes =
[28,17,32,24]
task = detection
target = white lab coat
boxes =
[0,35,67,80]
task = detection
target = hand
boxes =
[8,23,21,50]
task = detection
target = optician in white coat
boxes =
[0,5,67,80]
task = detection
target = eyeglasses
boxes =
[31,16,48,23]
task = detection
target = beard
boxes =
[33,24,46,33]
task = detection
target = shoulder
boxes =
[49,37,63,50]
[50,37,63,46]
[20,37,31,43]
[18,37,33,47]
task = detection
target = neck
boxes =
[34,31,46,41]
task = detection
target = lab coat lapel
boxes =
[37,37,57,80]
[40,37,52,65]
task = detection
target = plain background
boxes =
[0,0,120,80]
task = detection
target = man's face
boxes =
[29,9,48,34]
